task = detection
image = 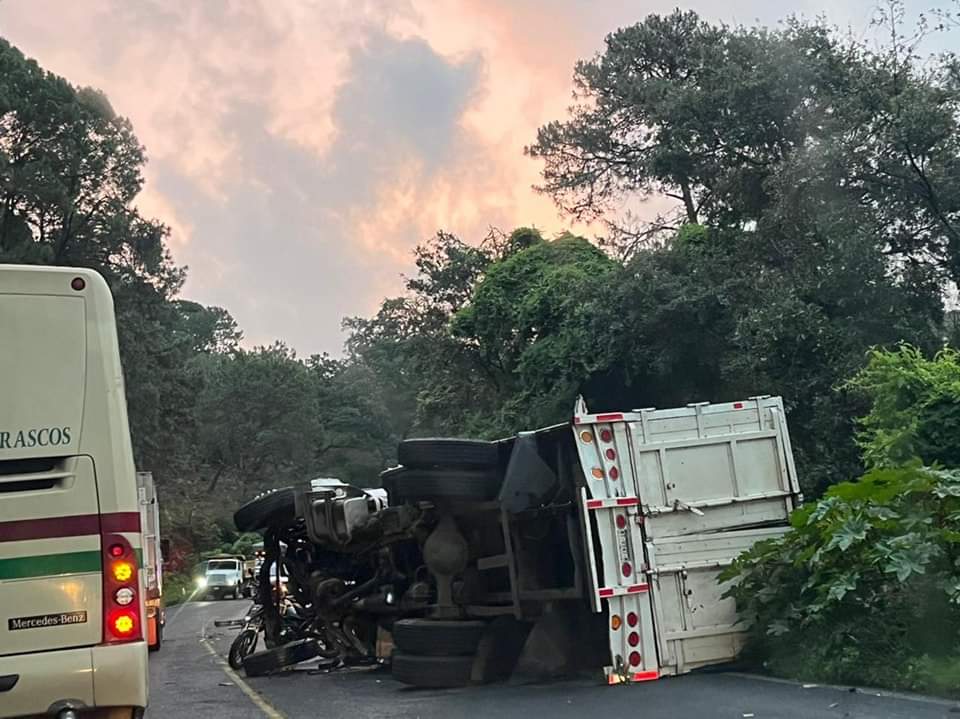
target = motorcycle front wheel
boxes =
[229,629,260,670]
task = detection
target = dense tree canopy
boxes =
[4,7,960,555]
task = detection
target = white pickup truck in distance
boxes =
[201,557,245,600]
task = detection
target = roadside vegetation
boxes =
[2,3,960,690]
[725,347,960,696]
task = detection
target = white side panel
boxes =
[647,526,787,675]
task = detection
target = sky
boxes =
[0,0,952,355]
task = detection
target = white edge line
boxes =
[199,636,286,719]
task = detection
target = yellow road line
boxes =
[200,637,286,719]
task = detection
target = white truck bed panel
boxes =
[647,527,787,675]
[572,395,800,683]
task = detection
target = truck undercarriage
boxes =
[234,396,801,687]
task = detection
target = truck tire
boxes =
[234,487,296,532]
[391,652,475,688]
[385,468,502,503]
[393,619,486,656]
[398,439,498,470]
[242,639,320,677]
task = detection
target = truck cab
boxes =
[201,557,245,600]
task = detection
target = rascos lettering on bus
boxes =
[0,426,72,449]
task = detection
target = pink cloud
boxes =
[1,0,884,354]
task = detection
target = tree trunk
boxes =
[679,178,698,224]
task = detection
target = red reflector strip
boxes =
[632,670,660,682]
[596,413,624,422]
[598,583,648,599]
[733,402,744,409]
[585,497,641,510]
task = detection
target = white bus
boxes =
[0,265,148,718]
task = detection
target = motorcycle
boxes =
[223,598,318,670]
[229,608,263,669]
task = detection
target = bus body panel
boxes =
[0,642,148,717]
[0,456,104,654]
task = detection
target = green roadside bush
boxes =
[845,345,960,470]
[722,346,960,696]
[722,465,960,695]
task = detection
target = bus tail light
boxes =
[102,533,142,644]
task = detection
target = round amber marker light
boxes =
[113,561,134,583]
[580,431,593,443]
[611,615,622,631]
[591,467,604,479]
[114,614,135,635]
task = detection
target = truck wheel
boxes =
[242,639,320,677]
[391,652,475,688]
[384,468,502,503]
[234,487,297,532]
[393,619,486,656]
[398,439,499,470]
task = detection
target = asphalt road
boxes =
[149,600,960,719]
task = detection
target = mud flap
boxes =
[498,432,558,513]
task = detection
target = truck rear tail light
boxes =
[611,615,622,630]
[627,612,638,627]
[609,467,620,480]
[600,429,612,442]
[622,562,632,577]
[628,632,640,647]
[605,449,616,460]
[102,533,142,644]
[616,515,627,529]
[629,651,642,667]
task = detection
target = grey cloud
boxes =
[161,32,483,355]
[331,34,482,171]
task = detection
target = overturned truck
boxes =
[234,395,801,686]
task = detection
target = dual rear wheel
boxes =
[391,619,487,688]
[387,439,500,688]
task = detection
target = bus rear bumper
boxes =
[0,641,146,718]
[92,640,149,708]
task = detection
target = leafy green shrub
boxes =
[846,346,960,469]
[722,465,960,695]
